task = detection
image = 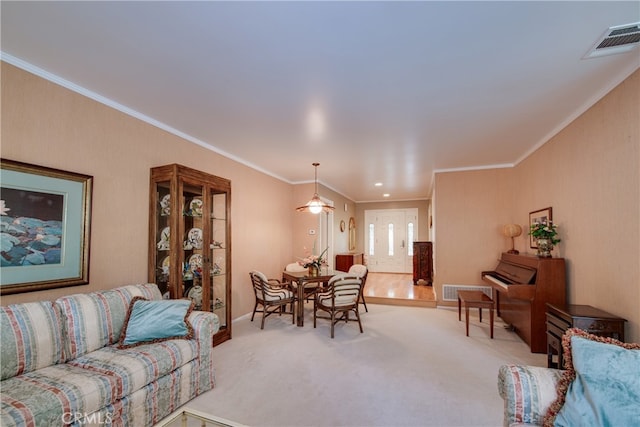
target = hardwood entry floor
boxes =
[363,272,436,308]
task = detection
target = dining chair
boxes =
[313,274,363,338]
[347,264,369,312]
[249,271,296,329]
[283,262,320,302]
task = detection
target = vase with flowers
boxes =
[299,247,328,277]
[529,220,561,257]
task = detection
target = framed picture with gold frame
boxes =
[529,207,552,249]
[0,159,93,294]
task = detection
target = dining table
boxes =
[282,268,338,327]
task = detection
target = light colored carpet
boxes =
[185,303,545,427]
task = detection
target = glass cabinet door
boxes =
[209,190,228,334]
[151,180,172,297]
[181,180,205,308]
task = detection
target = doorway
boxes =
[317,199,334,269]
[364,208,418,273]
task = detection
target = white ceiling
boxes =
[2,1,639,202]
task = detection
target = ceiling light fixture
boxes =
[296,163,335,214]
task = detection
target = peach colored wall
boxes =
[433,169,515,302]
[434,70,639,342]
[1,62,294,318]
[513,69,639,342]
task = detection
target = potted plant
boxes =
[529,220,561,257]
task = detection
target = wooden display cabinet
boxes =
[149,164,231,346]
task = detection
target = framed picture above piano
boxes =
[529,207,552,248]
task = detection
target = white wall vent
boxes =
[584,22,640,59]
[442,284,492,301]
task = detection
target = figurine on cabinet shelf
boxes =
[160,194,170,216]
[212,260,222,275]
[183,228,203,250]
[157,227,170,251]
[185,198,203,217]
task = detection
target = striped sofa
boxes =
[498,365,563,427]
[1,284,219,426]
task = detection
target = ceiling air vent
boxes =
[584,22,640,59]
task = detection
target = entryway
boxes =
[364,272,436,308]
[364,208,418,273]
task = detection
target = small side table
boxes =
[546,303,626,369]
[458,290,494,339]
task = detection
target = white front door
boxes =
[365,209,418,273]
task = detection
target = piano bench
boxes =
[457,290,494,339]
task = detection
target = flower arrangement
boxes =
[299,247,328,269]
[529,220,561,245]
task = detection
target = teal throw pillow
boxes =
[118,297,194,348]
[553,334,640,427]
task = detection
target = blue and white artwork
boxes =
[1,188,64,267]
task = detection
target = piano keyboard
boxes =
[484,274,509,291]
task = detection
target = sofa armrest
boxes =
[187,311,220,392]
[498,365,563,427]
[189,311,220,344]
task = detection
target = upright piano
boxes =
[482,253,566,353]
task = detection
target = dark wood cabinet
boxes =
[335,253,363,272]
[546,303,626,369]
[412,241,433,285]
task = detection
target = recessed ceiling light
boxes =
[383,193,390,198]
[375,182,383,187]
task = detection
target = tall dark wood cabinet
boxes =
[335,253,364,272]
[412,241,433,285]
[149,164,231,346]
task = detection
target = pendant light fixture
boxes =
[296,163,335,214]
